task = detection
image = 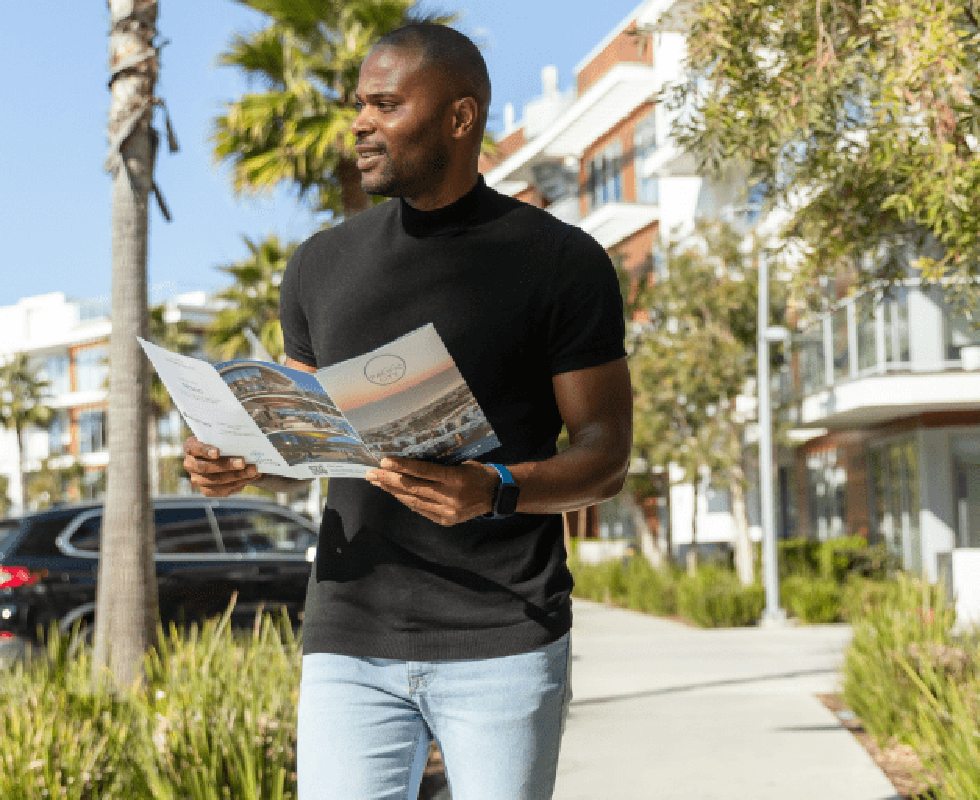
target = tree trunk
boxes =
[148,414,160,497]
[731,469,754,586]
[337,156,370,217]
[687,478,699,577]
[15,425,27,513]
[93,0,161,692]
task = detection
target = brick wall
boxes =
[576,22,652,95]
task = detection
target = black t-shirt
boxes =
[280,176,626,660]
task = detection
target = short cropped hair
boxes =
[374,23,491,136]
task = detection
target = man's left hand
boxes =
[365,457,499,526]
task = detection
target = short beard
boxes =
[361,144,451,199]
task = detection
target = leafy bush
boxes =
[781,575,843,623]
[675,563,765,628]
[0,600,301,799]
[840,571,978,797]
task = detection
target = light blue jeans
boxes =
[296,633,572,800]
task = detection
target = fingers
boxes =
[182,436,259,497]
[377,456,448,482]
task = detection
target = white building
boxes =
[0,291,217,513]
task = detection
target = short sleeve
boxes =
[279,239,317,367]
[545,227,627,376]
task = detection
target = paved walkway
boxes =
[554,599,900,800]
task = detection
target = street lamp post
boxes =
[758,250,789,627]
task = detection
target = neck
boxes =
[403,166,480,211]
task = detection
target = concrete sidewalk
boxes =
[554,599,900,800]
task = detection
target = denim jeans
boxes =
[296,633,572,800]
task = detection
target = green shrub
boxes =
[781,575,843,623]
[0,600,302,799]
[675,564,764,628]
[570,555,680,616]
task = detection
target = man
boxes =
[183,22,632,800]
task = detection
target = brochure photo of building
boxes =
[216,360,377,467]
[317,325,499,465]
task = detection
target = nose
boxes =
[352,103,373,137]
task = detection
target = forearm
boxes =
[253,474,313,495]
[507,422,630,515]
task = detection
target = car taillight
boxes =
[0,567,46,589]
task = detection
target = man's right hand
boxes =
[183,436,261,497]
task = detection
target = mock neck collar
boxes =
[399,176,490,237]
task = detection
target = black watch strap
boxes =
[482,463,519,519]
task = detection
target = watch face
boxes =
[496,482,520,516]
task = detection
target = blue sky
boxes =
[0,1,643,309]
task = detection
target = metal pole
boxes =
[758,250,787,626]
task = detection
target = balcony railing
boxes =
[791,280,980,404]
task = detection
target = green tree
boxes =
[0,354,53,513]
[657,0,980,308]
[213,0,454,220]
[627,222,783,581]
[0,475,10,517]
[95,0,175,690]
[208,234,298,363]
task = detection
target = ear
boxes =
[450,97,479,140]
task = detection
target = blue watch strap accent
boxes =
[488,463,514,486]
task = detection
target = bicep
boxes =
[552,358,632,446]
[285,357,317,374]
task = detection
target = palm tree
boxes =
[95,0,172,690]
[208,234,298,363]
[0,354,53,513]
[213,0,454,220]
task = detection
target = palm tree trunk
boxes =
[93,0,161,691]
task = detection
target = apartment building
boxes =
[481,0,763,559]
[0,291,216,513]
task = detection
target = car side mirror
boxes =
[306,545,316,563]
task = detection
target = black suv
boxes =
[0,496,318,646]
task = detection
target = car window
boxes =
[211,507,314,554]
[154,507,220,555]
[0,520,22,557]
[69,515,102,553]
[18,514,82,556]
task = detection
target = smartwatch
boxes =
[482,463,520,519]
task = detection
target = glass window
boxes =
[943,304,980,362]
[806,448,847,540]
[856,295,877,373]
[832,307,850,382]
[884,287,910,365]
[154,507,220,555]
[212,507,314,554]
[47,410,71,456]
[78,409,107,454]
[68,514,101,553]
[75,345,109,392]
[798,323,826,395]
[634,114,659,205]
[869,437,921,573]
[585,140,623,212]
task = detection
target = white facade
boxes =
[0,291,217,513]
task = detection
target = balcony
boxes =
[792,281,980,428]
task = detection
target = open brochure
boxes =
[138,324,500,479]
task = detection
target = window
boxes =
[832,307,849,382]
[634,114,659,205]
[856,295,877,373]
[884,287,910,365]
[154,507,220,555]
[585,140,623,212]
[75,346,109,392]
[47,410,70,456]
[68,514,102,553]
[78,409,108,454]
[806,448,847,540]
[212,508,314,554]
[798,323,826,395]
[34,354,70,395]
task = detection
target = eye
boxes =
[353,101,365,112]
[378,101,396,111]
